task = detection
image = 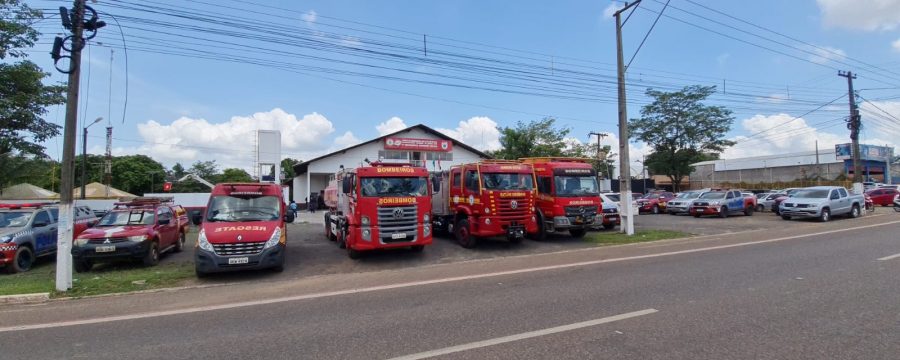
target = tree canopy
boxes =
[629,85,735,191]
[490,117,584,160]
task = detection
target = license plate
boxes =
[228,257,249,265]
[391,233,407,240]
[95,245,115,253]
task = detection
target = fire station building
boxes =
[290,124,490,206]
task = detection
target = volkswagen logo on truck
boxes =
[510,200,518,210]
[393,208,405,219]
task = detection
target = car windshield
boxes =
[554,176,599,196]
[676,192,700,199]
[793,189,830,198]
[606,194,620,202]
[481,173,533,191]
[642,194,661,200]
[360,177,427,197]
[98,210,155,226]
[700,192,726,199]
[207,195,281,222]
[0,212,32,228]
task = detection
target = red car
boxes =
[636,192,675,214]
[865,188,899,206]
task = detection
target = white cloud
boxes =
[893,38,900,52]
[437,116,502,152]
[376,117,409,136]
[723,113,849,159]
[301,10,317,25]
[334,131,360,148]
[808,45,846,64]
[602,3,622,20]
[817,0,900,31]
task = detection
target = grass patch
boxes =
[0,260,196,298]
[585,230,689,245]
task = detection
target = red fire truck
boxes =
[431,160,538,248]
[324,162,433,259]
[521,158,602,240]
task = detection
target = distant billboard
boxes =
[834,143,893,161]
[384,137,453,152]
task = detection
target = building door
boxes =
[412,152,423,167]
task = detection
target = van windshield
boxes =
[360,177,427,197]
[554,176,598,196]
[207,195,281,222]
[99,210,155,226]
[481,173,533,191]
[0,212,32,228]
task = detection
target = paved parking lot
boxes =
[190,207,894,283]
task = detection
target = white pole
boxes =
[55,204,74,291]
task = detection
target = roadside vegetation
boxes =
[585,230,689,245]
[0,260,196,298]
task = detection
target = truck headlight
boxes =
[423,224,431,236]
[361,216,370,226]
[484,207,490,214]
[74,238,88,246]
[264,227,283,249]
[197,229,214,251]
[424,214,430,222]
[128,235,148,242]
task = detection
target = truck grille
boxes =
[564,206,598,217]
[694,202,709,207]
[497,197,530,224]
[377,205,418,243]
[213,242,265,256]
[88,237,129,244]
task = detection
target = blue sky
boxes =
[25,0,900,174]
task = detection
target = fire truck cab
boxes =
[431,160,537,248]
[324,162,433,259]
[521,158,602,240]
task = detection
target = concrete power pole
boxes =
[588,132,607,178]
[614,1,641,235]
[838,71,862,183]
[56,0,87,291]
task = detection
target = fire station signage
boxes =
[384,137,453,152]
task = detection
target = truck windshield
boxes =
[360,177,427,197]
[554,176,599,196]
[0,212,32,228]
[481,173,533,191]
[699,192,726,199]
[793,189,830,198]
[676,192,700,199]
[98,210,155,226]
[207,195,281,222]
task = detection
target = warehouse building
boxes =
[290,124,490,205]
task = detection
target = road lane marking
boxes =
[877,252,900,261]
[3,219,899,333]
[385,309,658,360]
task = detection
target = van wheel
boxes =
[454,219,477,248]
[173,232,186,253]
[142,241,160,266]
[7,246,34,274]
[74,259,93,273]
[195,267,208,278]
[569,228,587,238]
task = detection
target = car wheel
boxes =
[719,206,729,218]
[142,241,160,266]
[569,228,587,238]
[781,215,791,220]
[173,232,186,253]
[603,223,616,230]
[651,205,660,215]
[850,204,860,218]
[454,218,477,248]
[7,246,34,274]
[819,208,831,222]
[74,259,93,273]
[692,213,701,218]
[756,204,765,212]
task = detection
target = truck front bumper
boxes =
[667,205,690,214]
[779,208,821,218]
[194,244,285,273]
[471,216,537,238]
[349,225,433,251]
[690,206,722,216]
[72,240,151,261]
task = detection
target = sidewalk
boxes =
[292,210,324,225]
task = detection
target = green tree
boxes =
[0,154,58,192]
[111,155,166,195]
[170,162,186,179]
[73,154,106,189]
[189,160,219,179]
[281,158,300,179]
[629,85,735,191]
[570,143,617,179]
[0,1,66,156]
[219,168,253,183]
[490,117,582,160]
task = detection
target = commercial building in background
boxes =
[289,124,490,206]
[690,144,898,189]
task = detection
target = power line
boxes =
[626,0,669,70]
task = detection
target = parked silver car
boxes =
[666,190,706,215]
[780,186,864,222]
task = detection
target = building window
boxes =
[426,152,453,161]
[378,150,409,160]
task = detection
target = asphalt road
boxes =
[2,212,898,359]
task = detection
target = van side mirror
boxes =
[432,176,441,193]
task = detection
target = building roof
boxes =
[292,123,492,175]
[692,149,841,171]
[0,183,59,200]
[73,182,137,199]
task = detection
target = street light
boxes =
[80,117,103,199]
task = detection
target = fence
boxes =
[689,180,854,191]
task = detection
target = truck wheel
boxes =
[7,246,34,274]
[173,232,186,253]
[569,228,587,238]
[781,215,791,220]
[819,208,831,222]
[142,241,160,266]
[603,223,616,230]
[347,246,362,260]
[74,259,93,273]
[531,213,548,241]
[454,219,477,248]
[849,204,860,218]
[410,245,425,253]
[651,205,660,215]
[744,206,754,216]
[719,206,729,218]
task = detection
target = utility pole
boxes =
[56,0,86,292]
[614,1,641,235]
[588,132,607,178]
[81,116,102,199]
[838,71,862,183]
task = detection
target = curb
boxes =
[0,293,50,305]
